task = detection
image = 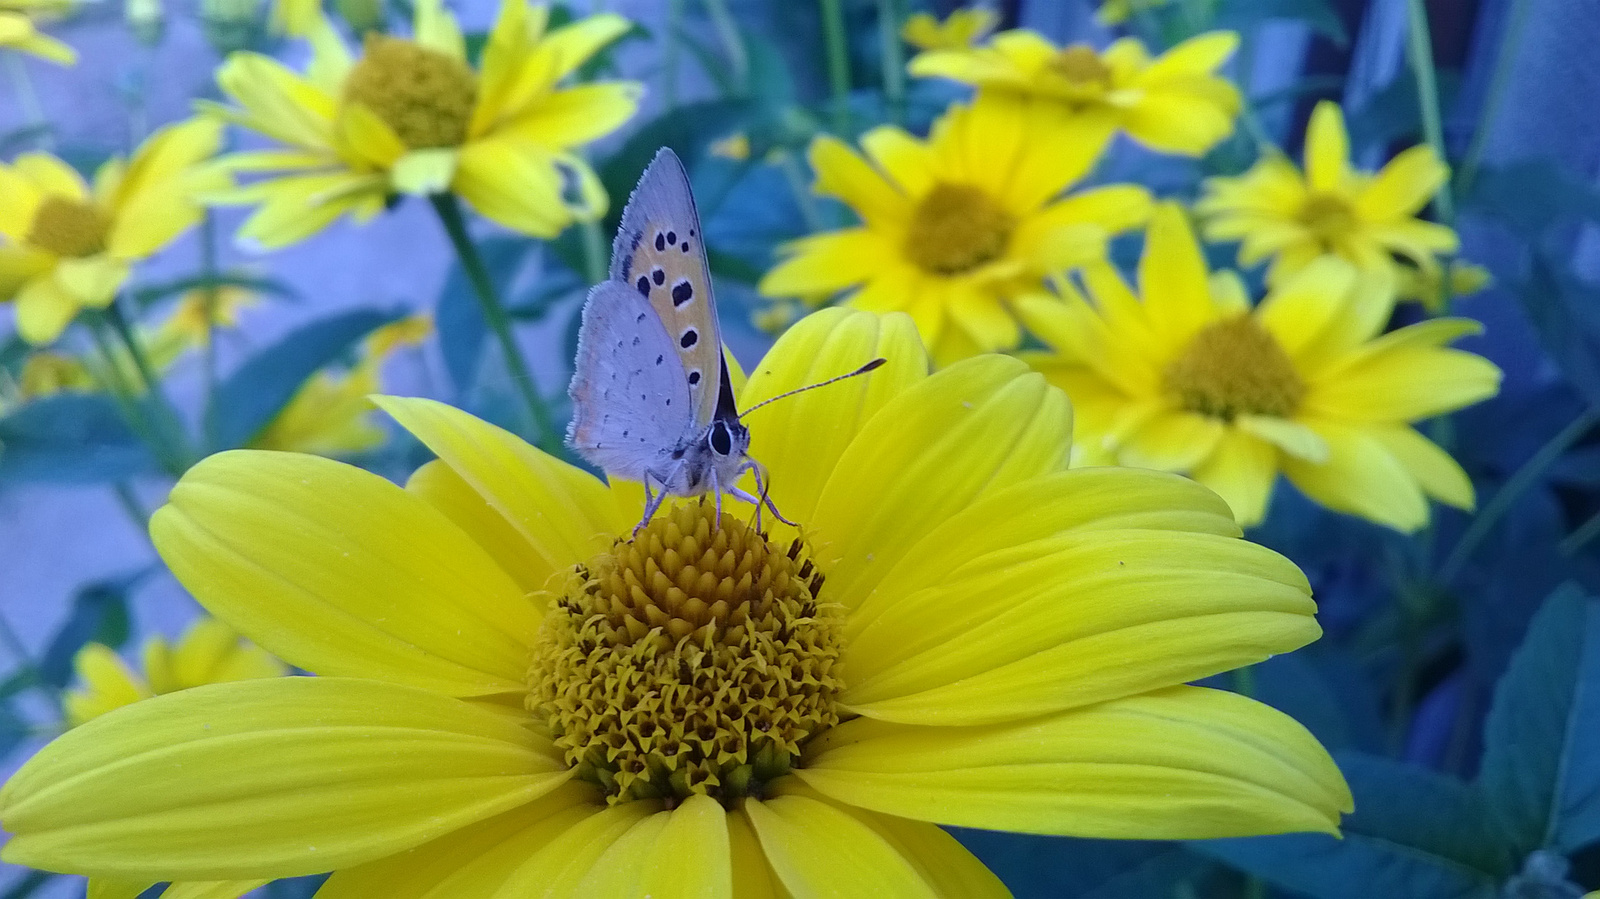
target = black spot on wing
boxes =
[681,241,690,253]
[666,230,677,246]
[672,281,693,307]
[680,329,698,348]
[654,232,666,252]
[687,370,701,385]
[635,276,650,297]
[652,268,665,285]
[636,313,646,323]
[632,336,640,346]
[655,354,664,365]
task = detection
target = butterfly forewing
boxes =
[609,149,723,428]
[567,280,695,477]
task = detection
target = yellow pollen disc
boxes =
[1163,316,1305,421]
[904,182,1014,275]
[1050,44,1112,87]
[527,502,844,807]
[26,196,110,258]
[1299,193,1356,245]
[342,34,477,150]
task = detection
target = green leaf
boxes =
[1215,0,1348,46]
[204,307,406,451]
[0,394,155,485]
[595,99,762,235]
[1193,753,1505,898]
[37,573,142,690]
[1477,584,1600,855]
[1510,253,1600,411]
[127,272,298,313]
[434,237,529,395]
[1462,162,1600,236]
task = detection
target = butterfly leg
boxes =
[633,465,678,537]
[731,460,796,529]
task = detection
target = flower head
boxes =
[900,7,997,52]
[1020,204,1501,531]
[205,0,641,247]
[1095,0,1173,25]
[0,119,225,344]
[1198,101,1458,292]
[760,94,1150,363]
[1,310,1348,893]
[0,0,75,65]
[909,30,1241,156]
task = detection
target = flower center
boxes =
[527,503,843,807]
[1298,193,1356,245]
[26,197,109,258]
[1163,316,1304,421]
[904,183,1014,275]
[342,34,477,150]
[1050,44,1112,88]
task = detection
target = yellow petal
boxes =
[574,794,732,897]
[1138,204,1216,346]
[727,804,785,899]
[1191,429,1280,527]
[1255,256,1357,363]
[1305,341,1501,422]
[14,270,80,345]
[1120,88,1239,156]
[14,152,90,200]
[1283,419,1430,532]
[1369,424,1474,510]
[161,881,270,899]
[743,793,942,897]
[405,460,549,595]
[1235,415,1328,463]
[800,686,1351,840]
[859,126,934,197]
[492,801,657,894]
[809,134,909,227]
[149,450,538,697]
[1117,409,1226,471]
[740,308,929,528]
[452,139,570,237]
[539,12,632,82]
[391,148,459,196]
[497,82,643,148]
[1357,145,1450,221]
[1303,101,1349,192]
[64,644,149,727]
[757,228,895,297]
[1,677,570,880]
[54,255,129,307]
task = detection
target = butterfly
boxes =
[566,148,882,533]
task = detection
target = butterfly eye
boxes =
[709,421,733,455]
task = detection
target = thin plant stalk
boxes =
[199,212,221,452]
[1455,0,1530,195]
[428,193,559,452]
[702,0,748,93]
[875,0,905,125]
[106,300,192,468]
[663,0,684,111]
[0,603,60,715]
[86,320,180,475]
[819,0,853,135]
[1403,0,1454,223]
[778,151,824,233]
[580,217,608,285]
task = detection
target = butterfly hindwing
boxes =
[609,149,723,428]
[567,280,696,477]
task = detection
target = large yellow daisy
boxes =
[908,30,1241,156]
[205,0,640,248]
[1197,100,1457,291]
[0,118,225,344]
[1,310,1348,895]
[1019,205,1501,531]
[760,93,1151,364]
[0,0,74,65]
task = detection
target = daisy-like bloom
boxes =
[1397,258,1490,314]
[1198,101,1458,291]
[908,30,1241,157]
[0,0,75,65]
[900,7,997,52]
[1018,205,1501,531]
[205,0,641,248]
[252,314,431,456]
[1096,0,1173,25]
[0,118,225,345]
[0,309,1350,895]
[760,93,1151,363]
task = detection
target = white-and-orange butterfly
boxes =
[566,148,882,532]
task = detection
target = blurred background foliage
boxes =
[0,0,1598,897]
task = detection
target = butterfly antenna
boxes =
[737,358,887,420]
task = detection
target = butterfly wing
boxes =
[609,148,725,428]
[566,280,696,478]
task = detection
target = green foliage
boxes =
[0,394,154,484]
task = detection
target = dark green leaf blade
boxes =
[0,394,155,485]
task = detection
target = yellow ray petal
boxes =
[14,152,89,200]
[757,228,895,297]
[1303,102,1349,193]
[1191,429,1280,526]
[64,644,149,727]
[574,794,732,897]
[14,271,80,345]
[497,82,643,149]
[1,677,570,881]
[1117,409,1226,471]
[742,793,942,897]
[405,460,551,595]
[1283,419,1430,532]
[1369,423,1474,510]
[809,134,910,227]
[799,686,1351,840]
[1304,343,1501,423]
[1355,145,1449,221]
[150,450,538,697]
[727,804,785,899]
[1138,204,1217,346]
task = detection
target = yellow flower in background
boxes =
[1019,205,1501,531]
[1096,0,1173,25]
[2,310,1349,894]
[908,30,1241,156]
[251,314,431,456]
[206,0,641,248]
[900,7,997,52]
[0,118,226,345]
[1198,101,1457,290]
[760,93,1151,363]
[1398,258,1491,314]
[0,0,75,65]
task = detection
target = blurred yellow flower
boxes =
[909,30,1241,156]
[1398,258,1490,314]
[251,313,431,456]
[0,118,226,345]
[1096,0,1173,25]
[0,310,1349,894]
[1198,101,1457,291]
[708,131,751,161]
[900,7,996,52]
[0,0,75,65]
[206,0,641,248]
[760,93,1150,363]
[13,350,91,396]
[1019,205,1501,532]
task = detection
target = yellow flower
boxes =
[908,30,1241,156]
[1398,258,1490,314]
[0,118,226,345]
[205,0,641,248]
[251,313,431,456]
[760,93,1151,363]
[1095,0,1173,25]
[11,350,92,398]
[900,7,997,52]
[1019,205,1501,531]
[708,131,751,161]
[1198,101,1458,291]
[1,310,1349,893]
[66,618,285,899]
[0,0,75,65]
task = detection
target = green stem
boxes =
[0,607,58,714]
[1403,0,1454,223]
[1439,408,1600,584]
[663,0,684,111]
[580,217,608,286]
[702,0,748,93]
[778,151,824,233]
[818,0,853,135]
[199,212,221,452]
[1455,0,1530,195]
[112,481,150,530]
[875,0,905,125]
[106,300,192,468]
[429,193,558,451]
[86,320,178,474]
[1560,506,1600,556]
